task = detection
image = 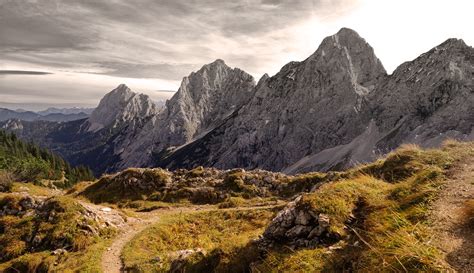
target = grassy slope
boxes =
[0,195,116,273]
[122,208,278,272]
[254,141,474,272]
[121,141,473,273]
[1,141,471,272]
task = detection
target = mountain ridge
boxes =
[157,28,474,173]
[2,27,473,175]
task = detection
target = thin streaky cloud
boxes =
[0,70,53,75]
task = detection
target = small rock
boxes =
[285,225,312,238]
[82,224,98,235]
[318,213,330,229]
[19,195,36,210]
[52,248,68,256]
[150,256,161,263]
[295,210,312,225]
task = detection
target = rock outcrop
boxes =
[261,195,338,249]
[81,167,300,204]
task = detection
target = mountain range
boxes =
[2,28,473,175]
[0,108,90,122]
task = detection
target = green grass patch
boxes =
[122,208,277,272]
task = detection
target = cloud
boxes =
[0,0,358,79]
[0,70,53,75]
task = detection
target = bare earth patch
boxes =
[431,156,474,272]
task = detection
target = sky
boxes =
[0,0,473,111]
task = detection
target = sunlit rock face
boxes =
[87,84,158,132]
[159,28,474,173]
[155,59,256,149]
[159,28,387,171]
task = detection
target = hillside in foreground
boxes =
[1,140,472,272]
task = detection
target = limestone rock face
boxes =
[370,38,474,151]
[159,28,387,171]
[87,84,158,132]
[159,28,474,173]
[115,60,256,169]
[285,37,474,173]
[155,59,255,149]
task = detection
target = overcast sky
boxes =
[0,0,473,110]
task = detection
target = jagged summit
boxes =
[87,84,158,132]
[438,38,469,49]
[206,58,226,67]
[197,59,231,74]
[317,27,366,51]
[110,83,132,94]
[155,59,256,148]
[311,28,387,78]
[257,73,270,86]
[336,27,359,35]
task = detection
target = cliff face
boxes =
[370,38,474,149]
[158,28,386,170]
[1,60,256,174]
[155,59,256,149]
[159,29,474,173]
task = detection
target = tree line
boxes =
[0,130,94,187]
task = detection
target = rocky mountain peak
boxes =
[390,37,473,83]
[110,83,132,95]
[87,84,158,132]
[204,59,226,68]
[156,60,256,148]
[316,28,368,52]
[438,38,468,50]
[257,73,270,86]
[301,28,387,97]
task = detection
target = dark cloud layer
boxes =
[0,0,356,79]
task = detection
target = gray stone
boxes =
[318,214,330,229]
[295,210,313,225]
[285,225,312,238]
